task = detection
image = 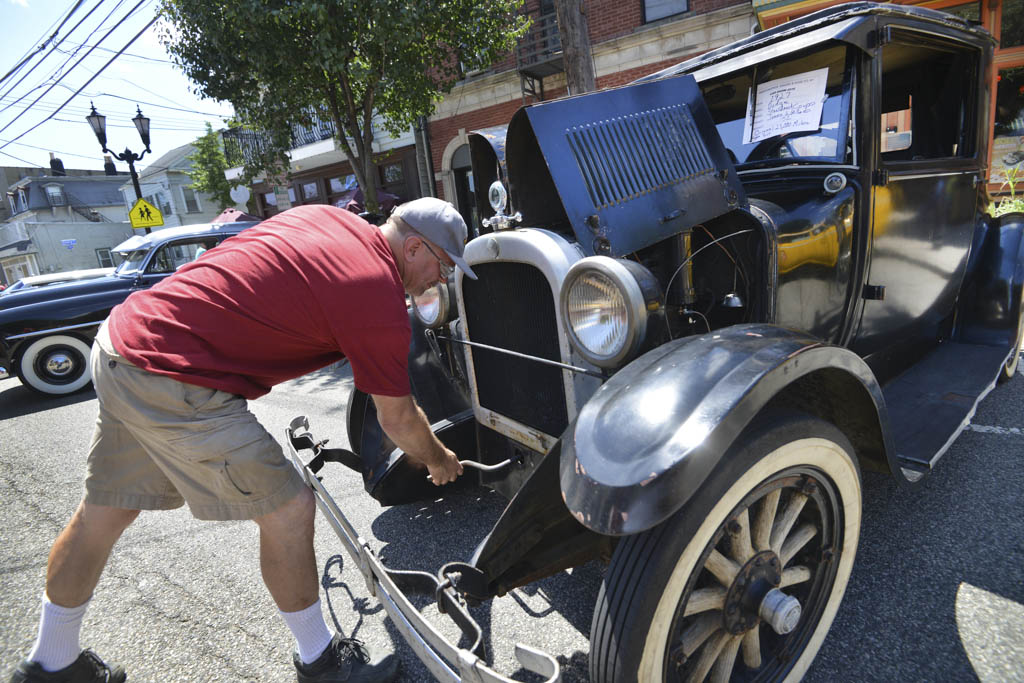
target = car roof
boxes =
[113,221,258,253]
[636,1,995,85]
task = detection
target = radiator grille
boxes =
[461,262,568,437]
[566,103,715,210]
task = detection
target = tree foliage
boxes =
[160,0,528,212]
[187,122,236,211]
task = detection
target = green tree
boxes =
[160,0,528,212]
[187,122,236,211]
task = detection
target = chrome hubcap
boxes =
[45,353,73,377]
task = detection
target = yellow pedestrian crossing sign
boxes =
[130,198,164,229]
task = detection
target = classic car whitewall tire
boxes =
[17,334,93,395]
[589,414,861,683]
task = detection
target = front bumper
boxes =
[285,416,561,683]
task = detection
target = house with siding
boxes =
[122,143,248,228]
[2,167,135,285]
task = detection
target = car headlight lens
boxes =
[565,271,630,357]
[412,283,452,329]
[560,256,662,369]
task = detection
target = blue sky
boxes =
[0,0,235,174]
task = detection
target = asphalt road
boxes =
[1,359,1022,682]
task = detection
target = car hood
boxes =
[0,274,133,314]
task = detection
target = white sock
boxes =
[27,594,89,672]
[280,599,334,665]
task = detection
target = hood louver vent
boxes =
[566,104,715,210]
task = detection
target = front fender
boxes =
[560,323,888,536]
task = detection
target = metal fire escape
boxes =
[516,9,564,103]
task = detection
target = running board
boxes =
[883,342,1005,474]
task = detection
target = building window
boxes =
[44,185,66,206]
[299,180,319,201]
[1002,0,1023,48]
[329,175,358,194]
[993,65,1024,185]
[382,162,403,184]
[96,248,114,268]
[6,193,14,214]
[144,192,173,217]
[2,253,39,284]
[17,189,28,213]
[182,187,201,213]
[645,0,687,23]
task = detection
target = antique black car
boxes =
[286,3,1022,681]
[0,220,257,395]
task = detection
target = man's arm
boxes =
[370,394,464,485]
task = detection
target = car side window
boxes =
[879,34,979,162]
[147,239,217,273]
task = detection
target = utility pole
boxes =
[554,0,596,95]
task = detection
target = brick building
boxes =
[428,0,757,231]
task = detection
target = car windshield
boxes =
[700,44,852,167]
[114,249,150,275]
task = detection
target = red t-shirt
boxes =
[108,205,411,399]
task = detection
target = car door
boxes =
[135,237,219,289]
[850,27,985,373]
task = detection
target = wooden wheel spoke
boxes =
[709,635,742,683]
[681,612,722,658]
[684,587,727,616]
[752,489,780,552]
[727,509,755,564]
[780,565,812,587]
[769,491,807,554]
[705,549,741,587]
[779,522,818,567]
[687,631,731,683]
[741,626,762,669]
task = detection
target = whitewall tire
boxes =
[590,413,862,683]
[17,334,93,395]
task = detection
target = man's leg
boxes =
[45,501,139,606]
[253,486,319,611]
[253,487,335,664]
[26,501,138,673]
[253,488,397,682]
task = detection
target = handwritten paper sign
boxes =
[743,68,829,144]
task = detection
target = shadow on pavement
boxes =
[0,380,95,419]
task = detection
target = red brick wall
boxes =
[428,98,525,200]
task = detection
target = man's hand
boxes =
[425,447,464,486]
[371,393,465,486]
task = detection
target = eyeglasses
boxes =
[421,240,454,279]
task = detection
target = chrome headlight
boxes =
[412,282,453,329]
[560,256,662,369]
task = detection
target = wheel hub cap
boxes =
[45,353,74,377]
[723,550,797,635]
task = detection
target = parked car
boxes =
[286,4,1023,682]
[0,220,258,395]
[0,268,116,297]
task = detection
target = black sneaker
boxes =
[293,634,398,683]
[9,650,126,683]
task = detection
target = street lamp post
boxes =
[86,102,152,233]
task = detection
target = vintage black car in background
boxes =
[0,220,257,395]
[291,3,1018,681]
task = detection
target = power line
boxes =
[0,11,158,152]
[52,116,210,132]
[0,0,84,86]
[0,1,107,104]
[0,149,46,167]
[0,0,149,138]
[59,41,174,64]
[0,0,128,116]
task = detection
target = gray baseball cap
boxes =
[393,197,477,280]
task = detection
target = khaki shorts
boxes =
[84,322,306,520]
